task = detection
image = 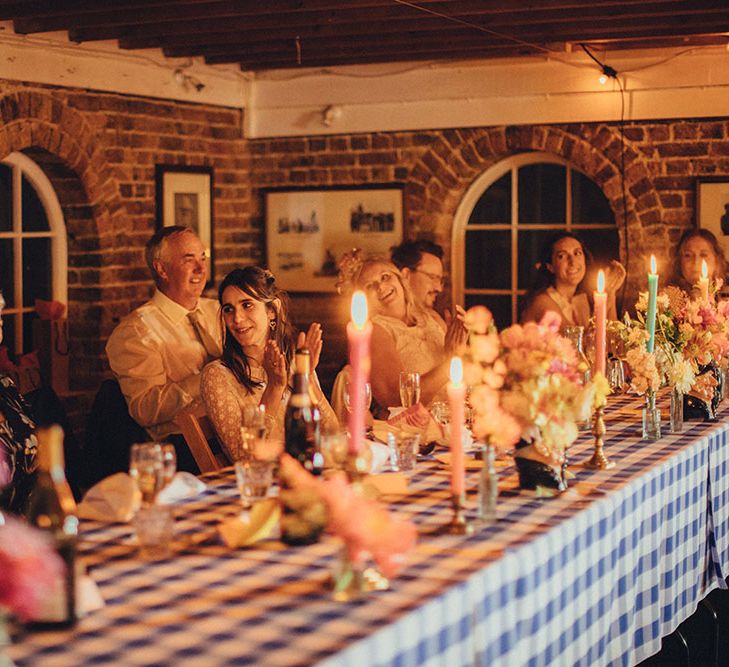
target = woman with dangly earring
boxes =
[521,231,625,329]
[201,266,337,461]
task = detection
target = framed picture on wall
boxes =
[155,165,214,287]
[265,186,403,292]
[696,177,729,260]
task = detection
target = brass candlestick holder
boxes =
[435,492,474,535]
[583,402,614,470]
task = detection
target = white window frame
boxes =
[452,152,616,324]
[0,152,67,355]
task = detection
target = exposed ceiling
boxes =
[2,0,729,73]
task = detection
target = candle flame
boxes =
[351,291,368,329]
[701,259,708,280]
[650,254,657,275]
[449,357,463,386]
[597,270,605,293]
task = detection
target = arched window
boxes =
[0,152,67,355]
[452,152,620,329]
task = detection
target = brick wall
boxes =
[249,119,729,389]
[0,79,255,427]
[3,75,729,416]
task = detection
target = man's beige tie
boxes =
[188,310,220,361]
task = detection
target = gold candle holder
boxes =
[583,403,614,470]
[435,492,474,535]
[344,450,369,485]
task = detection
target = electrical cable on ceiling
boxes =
[580,44,630,312]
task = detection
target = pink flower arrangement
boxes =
[279,455,417,578]
[0,515,64,620]
[464,308,607,463]
[619,284,729,393]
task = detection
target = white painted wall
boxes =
[1,20,728,138]
[0,21,249,108]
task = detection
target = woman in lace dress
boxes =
[347,255,467,417]
[201,267,337,461]
[521,232,625,328]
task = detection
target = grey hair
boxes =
[144,226,195,288]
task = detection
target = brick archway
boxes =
[0,89,126,388]
[405,123,663,296]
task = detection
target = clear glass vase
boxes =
[477,443,497,525]
[564,326,592,430]
[669,386,683,434]
[330,545,367,602]
[642,391,661,441]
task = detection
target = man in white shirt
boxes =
[105,226,222,470]
[391,240,447,324]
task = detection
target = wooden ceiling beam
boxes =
[138,4,729,57]
[232,45,544,71]
[52,1,706,41]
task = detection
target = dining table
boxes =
[8,391,729,666]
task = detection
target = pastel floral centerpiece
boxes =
[463,306,608,493]
[612,284,729,418]
[0,514,64,651]
[279,454,417,596]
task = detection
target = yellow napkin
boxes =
[218,499,281,548]
[362,472,409,496]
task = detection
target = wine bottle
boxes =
[281,348,324,546]
[285,348,322,473]
[294,345,320,410]
[26,425,78,629]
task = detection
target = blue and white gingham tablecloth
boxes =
[9,393,729,666]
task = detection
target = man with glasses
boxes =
[391,239,446,323]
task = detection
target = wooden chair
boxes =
[174,405,228,473]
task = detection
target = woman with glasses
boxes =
[339,253,467,417]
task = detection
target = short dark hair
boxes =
[390,239,444,271]
[144,226,196,287]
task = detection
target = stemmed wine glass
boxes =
[399,371,421,408]
[343,381,372,414]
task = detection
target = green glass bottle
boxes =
[26,425,78,629]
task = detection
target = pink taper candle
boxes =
[594,270,607,377]
[346,291,372,455]
[699,259,710,302]
[447,357,466,496]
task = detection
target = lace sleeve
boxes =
[200,362,252,461]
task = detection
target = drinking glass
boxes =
[430,401,449,426]
[320,430,349,471]
[606,356,626,394]
[399,371,421,408]
[239,404,267,460]
[160,444,177,489]
[343,381,372,414]
[235,459,274,508]
[129,443,165,507]
[387,431,420,471]
[132,506,174,560]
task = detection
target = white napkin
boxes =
[158,472,207,504]
[368,441,392,474]
[77,473,141,522]
[77,472,207,522]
